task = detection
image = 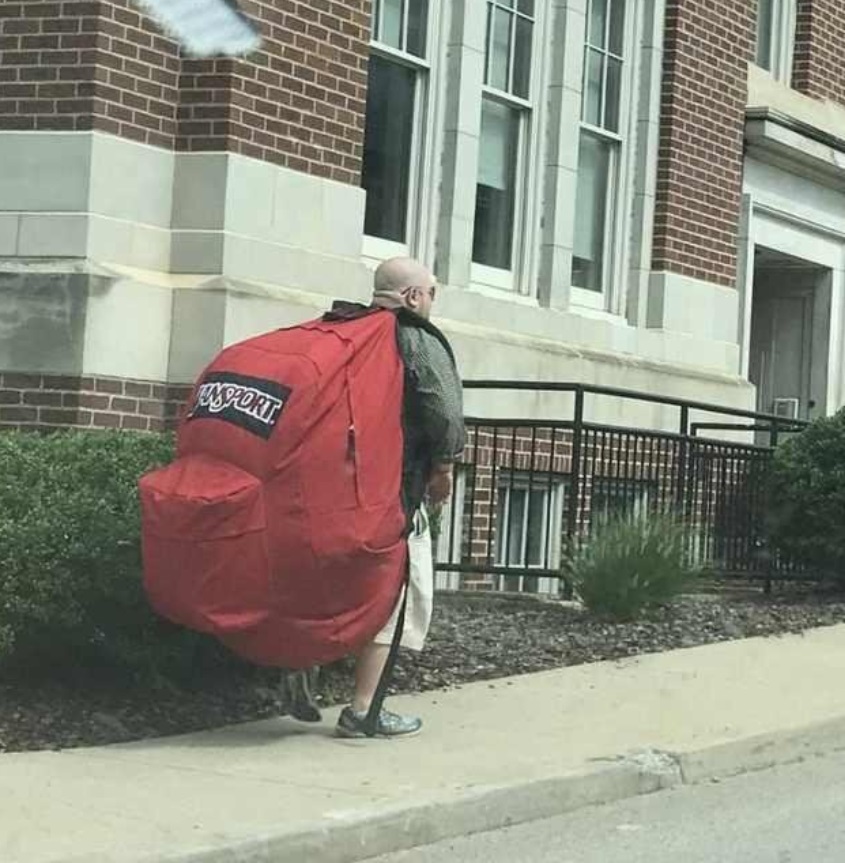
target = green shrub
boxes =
[0,430,212,679]
[766,411,845,577]
[568,513,696,620]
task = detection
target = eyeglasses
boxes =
[403,285,437,301]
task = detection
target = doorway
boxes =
[749,247,831,422]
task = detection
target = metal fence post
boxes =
[676,405,690,517]
[564,389,585,599]
[764,421,780,594]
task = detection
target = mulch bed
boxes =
[3,585,845,753]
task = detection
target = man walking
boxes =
[285,257,465,739]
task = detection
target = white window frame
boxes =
[754,0,797,85]
[494,475,566,595]
[361,0,443,266]
[570,0,638,314]
[469,0,547,297]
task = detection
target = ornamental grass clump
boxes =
[569,513,697,620]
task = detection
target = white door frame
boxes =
[739,204,845,416]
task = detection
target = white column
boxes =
[434,0,486,289]
[828,262,845,411]
[736,193,756,380]
[537,0,586,310]
[626,0,666,326]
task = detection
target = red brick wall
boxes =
[0,372,191,432]
[652,0,755,288]
[793,0,845,108]
[176,0,371,183]
[0,1,371,184]
[176,57,233,152]
[455,427,574,589]
[0,0,179,147]
[90,0,180,148]
[0,0,100,133]
[1,0,369,182]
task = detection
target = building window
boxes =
[472,0,535,277]
[756,0,775,69]
[755,0,796,84]
[590,478,652,523]
[572,0,626,299]
[473,100,520,270]
[362,0,431,245]
[495,476,564,595]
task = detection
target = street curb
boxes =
[143,762,678,863]
[675,715,845,784]
[57,717,845,863]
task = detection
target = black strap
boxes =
[362,551,411,737]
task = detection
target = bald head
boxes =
[372,257,437,320]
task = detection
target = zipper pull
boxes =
[347,424,356,460]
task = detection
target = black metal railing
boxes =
[434,381,807,595]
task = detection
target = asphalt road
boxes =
[369,750,845,863]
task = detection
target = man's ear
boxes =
[405,287,423,309]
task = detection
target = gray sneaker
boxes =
[335,706,422,739]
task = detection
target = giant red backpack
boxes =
[139,307,410,670]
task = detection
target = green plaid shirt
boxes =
[397,323,465,465]
[323,300,464,516]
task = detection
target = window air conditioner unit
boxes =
[773,398,800,420]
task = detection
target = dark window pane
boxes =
[381,0,403,49]
[362,55,416,242]
[488,6,512,91]
[582,48,603,126]
[572,132,611,292]
[756,0,774,69]
[513,15,533,98]
[407,0,428,56]
[608,0,626,56]
[592,481,644,521]
[483,2,493,84]
[496,487,526,566]
[518,0,534,16]
[473,99,519,270]
[589,0,608,49]
[526,490,547,566]
[605,57,622,132]
[507,489,527,564]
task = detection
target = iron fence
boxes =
[434,382,807,595]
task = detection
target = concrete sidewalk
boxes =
[5,625,845,863]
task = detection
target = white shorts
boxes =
[374,507,434,652]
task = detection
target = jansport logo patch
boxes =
[187,372,291,439]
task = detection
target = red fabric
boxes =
[139,310,407,667]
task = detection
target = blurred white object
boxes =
[133,0,261,57]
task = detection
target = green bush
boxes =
[0,430,214,679]
[568,513,696,620]
[766,411,845,577]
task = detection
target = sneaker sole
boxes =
[334,725,422,740]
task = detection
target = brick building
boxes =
[1,0,844,584]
